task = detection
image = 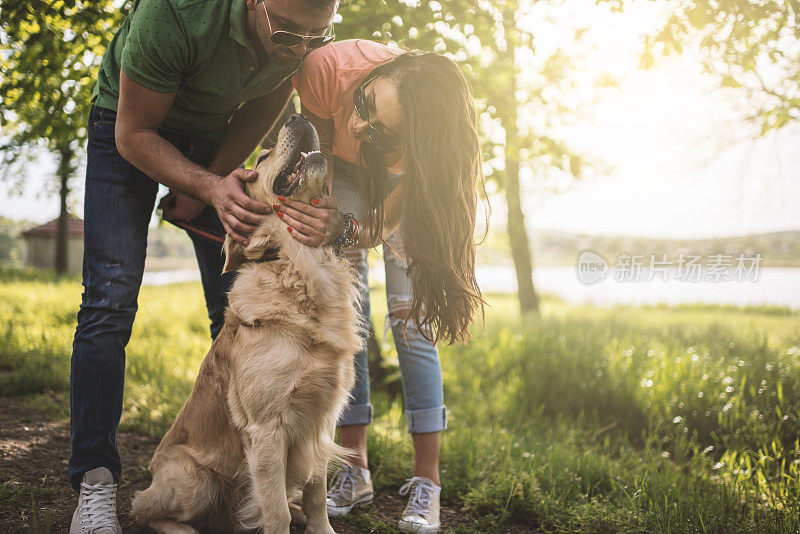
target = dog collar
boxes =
[255,247,281,263]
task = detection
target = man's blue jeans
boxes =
[68,105,232,491]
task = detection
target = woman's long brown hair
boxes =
[356,51,486,345]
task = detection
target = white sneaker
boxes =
[326,464,374,517]
[398,476,441,533]
[69,467,122,534]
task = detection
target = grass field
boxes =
[1,266,800,532]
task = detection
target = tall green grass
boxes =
[1,268,799,532]
[430,304,800,531]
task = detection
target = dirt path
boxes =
[1,396,534,533]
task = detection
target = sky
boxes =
[2,0,799,239]
[526,54,800,239]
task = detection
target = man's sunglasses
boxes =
[261,0,334,49]
[353,75,398,153]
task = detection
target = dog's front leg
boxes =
[302,467,336,534]
[244,424,291,534]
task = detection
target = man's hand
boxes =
[208,168,272,245]
[274,196,342,247]
[158,191,207,222]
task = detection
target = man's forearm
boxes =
[208,82,294,176]
[114,69,272,243]
[114,87,292,200]
[116,127,220,204]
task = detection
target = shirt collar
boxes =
[229,0,251,49]
[229,0,308,75]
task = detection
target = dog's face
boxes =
[246,113,328,205]
[222,114,328,273]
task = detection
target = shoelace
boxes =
[328,466,359,502]
[399,477,436,519]
[78,481,117,532]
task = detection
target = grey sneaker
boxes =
[326,464,374,517]
[69,467,122,534]
[398,476,441,533]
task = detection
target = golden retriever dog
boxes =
[131,114,363,534]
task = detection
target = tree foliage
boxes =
[1,0,123,160]
[604,0,800,135]
[1,0,125,270]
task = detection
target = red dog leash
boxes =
[164,218,225,244]
[163,218,280,262]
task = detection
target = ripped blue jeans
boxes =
[331,158,447,434]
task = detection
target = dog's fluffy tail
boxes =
[282,429,354,490]
[131,484,173,525]
[326,439,357,475]
[131,452,220,526]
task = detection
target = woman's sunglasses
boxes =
[353,75,399,153]
[261,1,334,49]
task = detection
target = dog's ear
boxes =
[242,224,275,260]
[221,223,276,274]
[222,236,247,274]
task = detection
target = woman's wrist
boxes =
[324,213,346,246]
[330,212,359,250]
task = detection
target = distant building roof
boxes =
[22,216,84,238]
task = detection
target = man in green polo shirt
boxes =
[69,0,337,531]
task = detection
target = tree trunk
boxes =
[501,42,540,314]
[504,130,539,314]
[54,146,72,273]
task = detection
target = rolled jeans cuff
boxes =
[338,402,373,426]
[405,405,447,434]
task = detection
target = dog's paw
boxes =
[288,499,307,525]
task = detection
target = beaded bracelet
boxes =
[331,211,359,250]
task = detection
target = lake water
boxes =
[478,265,800,310]
[142,265,800,310]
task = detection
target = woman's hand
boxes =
[274,195,344,247]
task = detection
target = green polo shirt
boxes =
[92,0,300,140]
